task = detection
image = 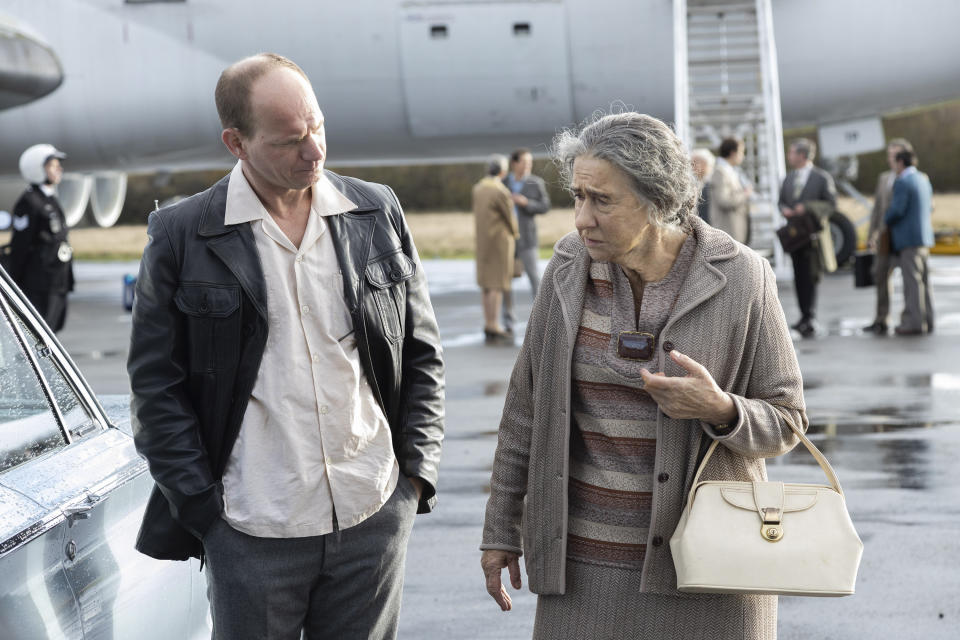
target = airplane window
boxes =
[430,25,448,39]
[513,23,531,36]
[12,313,99,440]
[0,307,65,474]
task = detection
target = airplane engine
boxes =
[90,172,127,228]
[57,174,92,228]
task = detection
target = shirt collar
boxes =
[39,184,56,197]
[224,160,357,226]
[899,166,918,178]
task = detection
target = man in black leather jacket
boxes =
[127,53,444,639]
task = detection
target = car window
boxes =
[0,309,67,473]
[12,313,100,439]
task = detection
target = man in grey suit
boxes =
[778,138,837,338]
[885,149,935,335]
[863,138,914,334]
[502,148,551,333]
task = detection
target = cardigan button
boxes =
[651,536,664,547]
[658,472,669,483]
[662,341,674,352]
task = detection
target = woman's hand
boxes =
[640,350,737,425]
[481,549,522,611]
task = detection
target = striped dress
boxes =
[534,235,777,639]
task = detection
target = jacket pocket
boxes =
[174,283,241,372]
[364,251,415,342]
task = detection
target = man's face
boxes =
[44,157,63,186]
[234,68,326,193]
[887,145,903,171]
[512,153,533,179]
[787,146,807,169]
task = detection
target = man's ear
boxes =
[221,128,246,160]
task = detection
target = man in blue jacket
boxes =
[885,149,934,335]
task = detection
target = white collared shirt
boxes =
[220,160,399,538]
[793,162,813,194]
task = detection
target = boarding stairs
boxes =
[673,0,787,274]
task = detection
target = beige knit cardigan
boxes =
[481,216,808,595]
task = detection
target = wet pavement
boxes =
[55,255,960,639]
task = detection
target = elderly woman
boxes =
[480,113,806,639]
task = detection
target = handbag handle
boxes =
[687,417,844,507]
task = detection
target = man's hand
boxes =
[639,350,737,424]
[407,476,424,501]
[481,549,522,611]
[511,193,529,207]
[780,206,795,217]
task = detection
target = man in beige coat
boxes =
[473,155,518,344]
[709,137,753,244]
[863,138,915,334]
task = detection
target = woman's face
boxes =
[571,155,651,264]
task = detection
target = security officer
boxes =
[7,144,74,332]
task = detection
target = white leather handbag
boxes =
[670,420,863,596]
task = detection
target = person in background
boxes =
[481,112,804,639]
[127,53,445,640]
[474,154,519,345]
[6,144,74,332]
[885,149,935,335]
[502,148,551,335]
[690,148,715,225]
[863,138,914,335]
[709,137,752,244]
[778,138,837,338]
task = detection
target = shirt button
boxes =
[296,255,303,263]
[663,341,674,352]
[301,304,310,314]
[658,472,669,483]
[320,405,329,415]
[651,536,664,547]
[312,353,320,363]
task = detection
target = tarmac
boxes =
[56,255,960,640]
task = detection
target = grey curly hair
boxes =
[552,112,698,230]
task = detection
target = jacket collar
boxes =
[551,216,739,341]
[194,170,382,317]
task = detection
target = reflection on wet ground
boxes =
[772,422,959,492]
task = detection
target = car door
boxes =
[0,271,207,639]
[0,287,83,638]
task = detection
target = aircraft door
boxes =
[399,1,573,137]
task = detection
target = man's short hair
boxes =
[510,148,532,164]
[790,138,816,161]
[215,53,310,136]
[718,137,742,159]
[888,138,917,164]
[895,149,915,167]
[487,154,508,176]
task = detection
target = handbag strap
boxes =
[687,418,844,507]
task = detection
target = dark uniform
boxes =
[7,184,74,332]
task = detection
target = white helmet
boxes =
[19,143,67,184]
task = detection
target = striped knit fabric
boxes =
[567,236,696,571]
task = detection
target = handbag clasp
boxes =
[761,507,783,542]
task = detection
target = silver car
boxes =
[0,266,209,638]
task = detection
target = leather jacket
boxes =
[127,171,445,561]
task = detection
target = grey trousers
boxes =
[872,248,894,325]
[896,246,934,332]
[502,246,540,331]
[202,477,419,640]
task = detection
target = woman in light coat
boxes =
[480,113,806,639]
[473,154,519,343]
